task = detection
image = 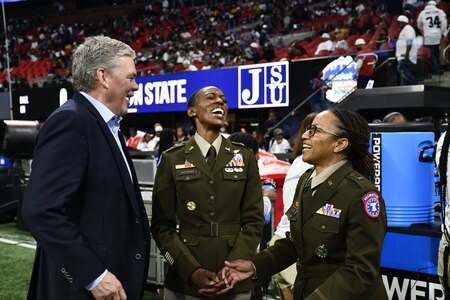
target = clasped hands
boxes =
[192,260,255,297]
[191,267,230,297]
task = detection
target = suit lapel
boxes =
[302,162,354,224]
[74,93,141,216]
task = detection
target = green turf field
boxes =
[0,221,161,299]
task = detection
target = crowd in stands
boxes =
[0,0,449,92]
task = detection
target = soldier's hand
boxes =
[210,267,232,296]
[198,270,231,297]
[222,260,255,289]
[190,268,220,291]
[91,271,127,300]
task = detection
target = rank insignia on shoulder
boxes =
[361,192,380,218]
[166,142,185,152]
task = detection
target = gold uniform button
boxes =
[233,175,238,179]
[209,180,214,185]
[209,195,215,200]
[185,176,190,181]
[321,225,326,231]
[187,201,196,211]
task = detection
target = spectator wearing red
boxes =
[355,38,376,89]
[126,127,142,149]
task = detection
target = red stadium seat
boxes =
[347,35,359,47]
[315,49,330,57]
[330,48,346,56]
[347,46,358,54]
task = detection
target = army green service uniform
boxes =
[151,135,264,298]
[252,161,388,300]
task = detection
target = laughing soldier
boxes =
[151,86,264,299]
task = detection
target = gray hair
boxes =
[72,35,136,92]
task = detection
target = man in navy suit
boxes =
[22,36,150,299]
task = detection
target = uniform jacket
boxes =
[151,136,264,297]
[252,162,388,300]
[22,92,150,300]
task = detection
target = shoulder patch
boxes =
[361,192,381,218]
[165,142,185,153]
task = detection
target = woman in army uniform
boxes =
[151,86,264,299]
[222,109,388,300]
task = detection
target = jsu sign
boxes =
[238,61,289,109]
[128,61,289,113]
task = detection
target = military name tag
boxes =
[176,168,198,176]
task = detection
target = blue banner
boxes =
[128,61,289,113]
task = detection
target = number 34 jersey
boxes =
[417,4,448,45]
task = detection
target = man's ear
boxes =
[334,137,349,153]
[187,107,197,117]
[96,68,108,88]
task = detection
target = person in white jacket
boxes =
[267,112,316,300]
[417,1,447,75]
[315,33,334,56]
[269,128,292,154]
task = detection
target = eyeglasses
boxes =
[305,124,341,138]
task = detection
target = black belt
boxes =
[180,223,241,237]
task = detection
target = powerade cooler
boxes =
[369,123,443,299]
[370,123,435,227]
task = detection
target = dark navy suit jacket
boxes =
[22,92,150,299]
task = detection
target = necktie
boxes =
[206,146,216,170]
